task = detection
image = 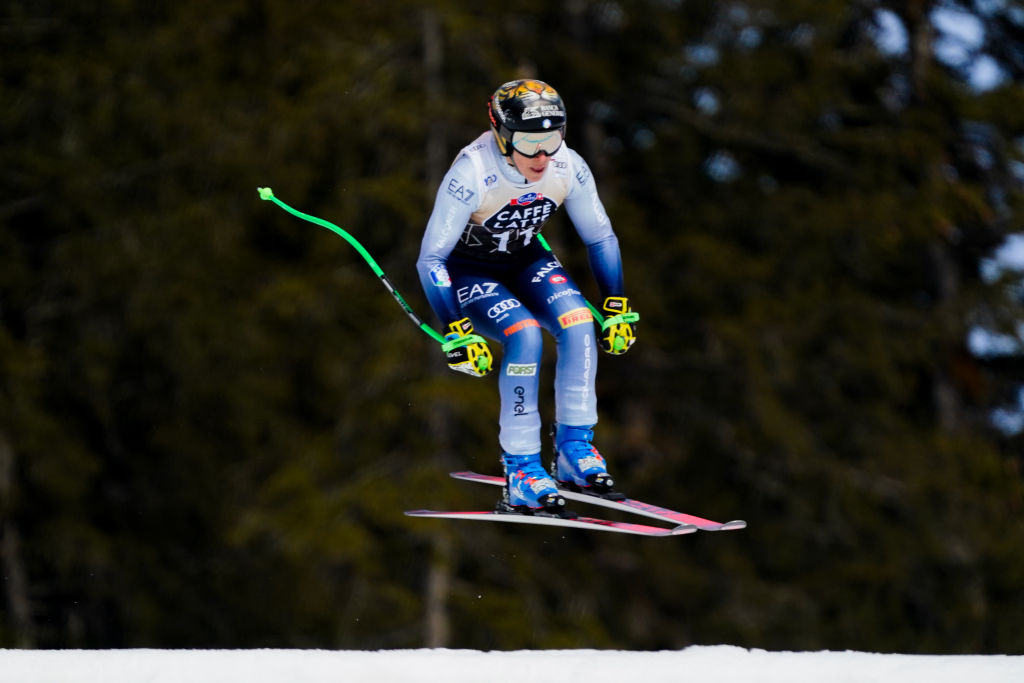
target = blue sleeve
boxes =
[416,156,479,325]
[562,150,624,299]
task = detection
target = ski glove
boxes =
[443,317,493,377]
[599,296,639,355]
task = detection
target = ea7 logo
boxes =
[457,281,499,304]
[575,165,591,186]
[446,178,475,205]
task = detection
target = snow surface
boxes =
[1,646,1021,683]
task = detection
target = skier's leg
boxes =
[452,273,561,509]
[515,256,617,493]
[457,284,545,455]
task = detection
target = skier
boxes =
[416,79,638,514]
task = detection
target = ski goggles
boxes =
[510,128,564,157]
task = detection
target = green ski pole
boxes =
[257,187,490,372]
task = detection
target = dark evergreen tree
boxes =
[1,0,1021,653]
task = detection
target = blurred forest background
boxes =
[3,0,1024,654]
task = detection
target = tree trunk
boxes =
[0,432,34,647]
[421,7,454,649]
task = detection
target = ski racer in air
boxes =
[416,79,638,514]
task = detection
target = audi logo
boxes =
[488,299,521,318]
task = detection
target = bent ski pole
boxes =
[258,186,443,343]
[256,188,490,373]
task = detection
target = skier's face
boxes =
[510,148,552,182]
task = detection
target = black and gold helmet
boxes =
[487,79,567,158]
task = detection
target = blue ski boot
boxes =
[551,424,624,499]
[500,452,569,515]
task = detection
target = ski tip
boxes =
[697,520,747,531]
[671,523,699,535]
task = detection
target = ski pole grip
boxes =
[441,333,488,353]
[600,311,639,331]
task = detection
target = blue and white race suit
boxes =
[416,132,625,456]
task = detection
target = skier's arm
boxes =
[416,156,479,326]
[417,156,493,375]
[562,151,624,300]
[563,150,637,355]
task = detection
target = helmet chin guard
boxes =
[488,79,567,157]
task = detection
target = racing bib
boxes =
[453,133,572,259]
